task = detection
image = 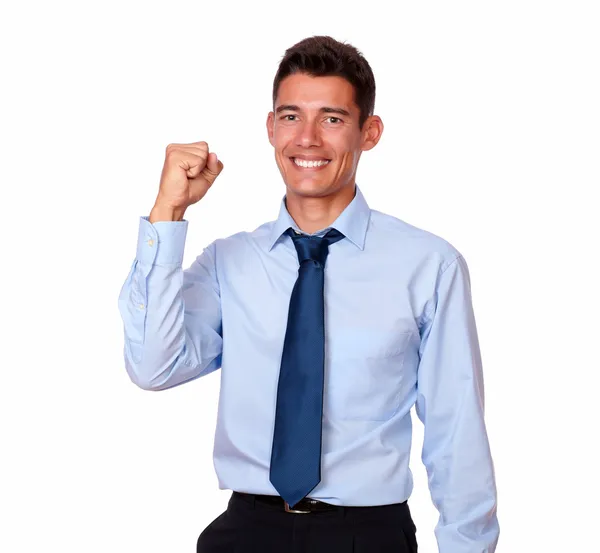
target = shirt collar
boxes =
[266,183,371,252]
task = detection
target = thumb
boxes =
[199,152,224,186]
[205,152,223,175]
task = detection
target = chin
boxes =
[285,180,335,197]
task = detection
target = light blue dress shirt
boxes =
[118,184,499,552]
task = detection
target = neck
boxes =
[285,183,356,234]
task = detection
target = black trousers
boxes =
[197,491,418,552]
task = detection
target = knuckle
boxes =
[165,145,178,160]
[165,147,181,160]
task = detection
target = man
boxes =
[118,35,499,552]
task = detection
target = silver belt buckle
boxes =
[284,500,311,514]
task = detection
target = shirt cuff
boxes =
[136,215,188,266]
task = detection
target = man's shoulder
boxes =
[207,219,276,252]
[370,208,462,268]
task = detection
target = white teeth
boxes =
[293,158,330,168]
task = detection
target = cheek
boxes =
[272,127,293,148]
[339,151,357,171]
[333,137,358,164]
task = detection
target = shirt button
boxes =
[138,303,145,309]
[147,239,154,246]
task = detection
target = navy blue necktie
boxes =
[269,226,345,508]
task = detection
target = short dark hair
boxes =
[272,35,376,130]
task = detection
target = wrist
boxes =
[149,203,186,223]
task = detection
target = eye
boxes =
[281,114,297,121]
[327,117,342,124]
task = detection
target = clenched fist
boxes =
[150,141,224,222]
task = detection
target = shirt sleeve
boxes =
[117,216,223,391]
[415,254,500,552]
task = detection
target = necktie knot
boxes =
[286,228,345,266]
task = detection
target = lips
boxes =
[290,156,331,162]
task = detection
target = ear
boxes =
[360,115,384,152]
[267,111,275,147]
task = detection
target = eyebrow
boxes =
[275,104,351,117]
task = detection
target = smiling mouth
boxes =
[290,157,331,170]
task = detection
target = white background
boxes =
[1,1,598,551]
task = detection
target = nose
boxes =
[295,119,322,149]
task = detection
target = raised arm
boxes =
[117,140,225,391]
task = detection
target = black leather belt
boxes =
[234,492,338,513]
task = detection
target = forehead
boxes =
[276,73,358,113]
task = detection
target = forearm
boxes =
[117,216,222,390]
[421,388,499,552]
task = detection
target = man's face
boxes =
[267,73,381,198]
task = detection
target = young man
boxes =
[118,35,499,553]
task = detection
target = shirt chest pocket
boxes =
[324,328,413,421]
